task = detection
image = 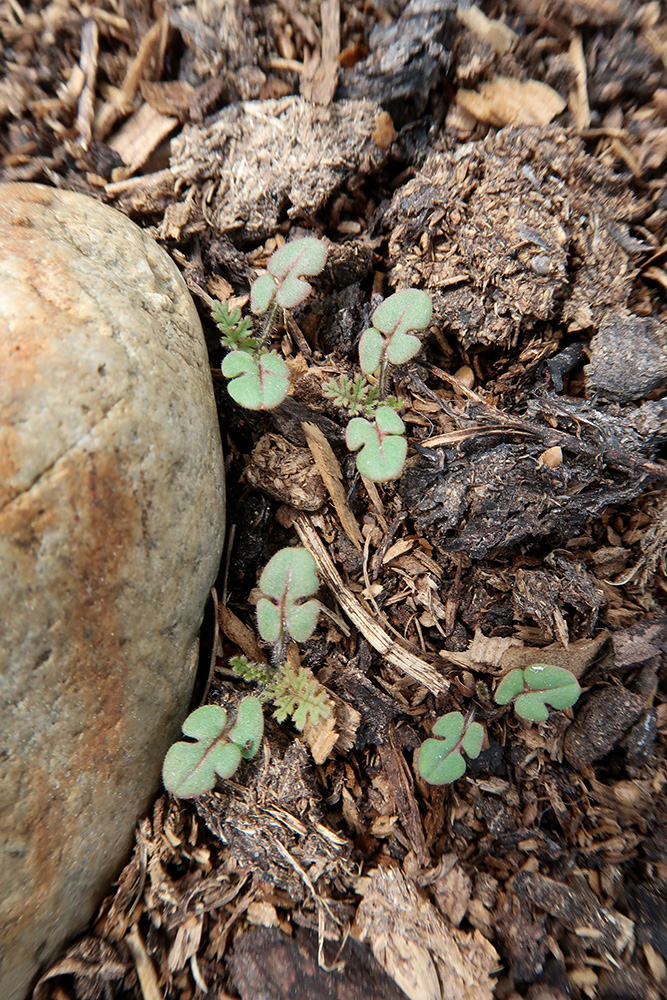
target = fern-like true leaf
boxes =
[270,661,332,731]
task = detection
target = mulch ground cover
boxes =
[3,0,666,998]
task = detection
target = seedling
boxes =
[162,697,264,799]
[232,654,332,732]
[325,288,433,482]
[232,547,333,732]
[256,547,320,646]
[358,289,433,386]
[345,405,408,482]
[250,238,328,314]
[418,711,484,785]
[215,237,328,411]
[494,664,581,722]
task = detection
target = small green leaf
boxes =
[359,289,432,376]
[221,350,289,410]
[162,705,243,799]
[250,273,278,316]
[256,598,282,644]
[358,327,385,377]
[494,668,525,705]
[431,710,465,749]
[256,547,320,644]
[181,704,228,740]
[461,721,484,758]
[228,696,264,758]
[269,238,328,309]
[417,711,484,785]
[345,406,407,482]
[514,692,550,722]
[418,739,467,784]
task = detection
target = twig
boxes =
[294,515,450,694]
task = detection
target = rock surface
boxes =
[0,183,225,1000]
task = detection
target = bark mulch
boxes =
[3,0,666,998]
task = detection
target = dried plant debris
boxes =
[165,0,263,99]
[564,684,647,769]
[245,433,327,511]
[511,871,635,958]
[337,0,459,122]
[33,936,131,1000]
[607,615,667,671]
[353,865,498,1000]
[229,926,411,1000]
[401,396,667,559]
[170,97,391,239]
[383,126,635,347]
[585,308,667,403]
[512,555,605,644]
[194,740,356,902]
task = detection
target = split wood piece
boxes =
[456,4,516,55]
[95,17,169,140]
[294,514,448,695]
[456,76,566,127]
[229,926,410,1000]
[108,102,179,182]
[302,0,341,106]
[219,605,268,666]
[76,18,98,150]
[302,422,363,549]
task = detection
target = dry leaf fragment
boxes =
[353,866,498,1000]
[457,76,567,126]
[303,421,363,548]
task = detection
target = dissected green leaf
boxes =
[358,289,432,376]
[270,660,332,730]
[256,547,320,643]
[228,696,264,758]
[162,705,242,799]
[345,406,407,482]
[221,350,289,410]
[230,655,272,684]
[213,301,256,351]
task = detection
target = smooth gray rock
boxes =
[0,183,225,1000]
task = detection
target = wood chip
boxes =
[302,0,340,106]
[303,422,363,549]
[108,102,178,181]
[456,4,517,55]
[457,76,567,126]
[353,866,499,1000]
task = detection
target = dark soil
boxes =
[4,1,666,998]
